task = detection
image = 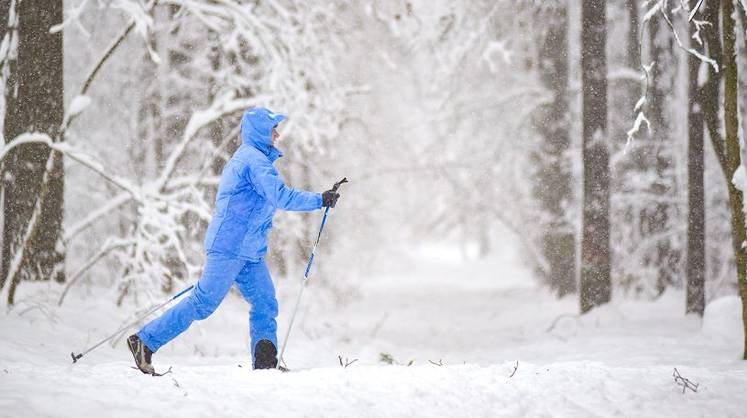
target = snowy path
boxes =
[1,245,747,417]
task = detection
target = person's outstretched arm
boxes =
[246,160,322,211]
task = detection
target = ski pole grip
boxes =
[331,177,348,192]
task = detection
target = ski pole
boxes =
[70,284,194,364]
[277,177,347,368]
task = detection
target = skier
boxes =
[127,107,341,373]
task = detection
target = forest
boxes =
[1,0,747,416]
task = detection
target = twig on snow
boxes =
[545,313,580,333]
[673,368,699,394]
[429,359,444,367]
[338,355,358,368]
[509,361,519,378]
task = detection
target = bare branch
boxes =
[338,355,359,368]
[58,238,137,306]
[658,4,718,71]
[545,313,581,333]
[688,0,705,22]
[0,134,142,199]
[509,361,518,378]
[673,368,699,393]
[64,0,161,135]
[64,193,132,243]
[155,93,271,191]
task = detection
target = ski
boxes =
[130,365,173,377]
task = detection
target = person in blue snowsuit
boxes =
[127,107,340,372]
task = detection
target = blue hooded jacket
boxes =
[203,107,322,260]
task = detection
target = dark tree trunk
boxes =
[645,13,680,294]
[701,2,724,181]
[720,0,747,360]
[580,0,611,313]
[609,0,642,292]
[1,0,65,303]
[531,2,576,296]
[626,0,640,71]
[686,1,706,316]
[738,2,747,162]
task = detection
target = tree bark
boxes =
[686,1,706,315]
[626,0,640,70]
[643,12,681,294]
[531,2,576,296]
[580,0,611,313]
[721,0,747,360]
[1,0,65,303]
[701,1,729,180]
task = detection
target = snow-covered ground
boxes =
[1,241,746,417]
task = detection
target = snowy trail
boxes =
[1,244,747,417]
[4,361,746,417]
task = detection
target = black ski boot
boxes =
[254,339,278,370]
[127,334,155,374]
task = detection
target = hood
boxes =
[240,107,286,161]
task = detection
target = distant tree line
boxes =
[528,0,746,359]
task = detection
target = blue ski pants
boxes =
[138,253,278,361]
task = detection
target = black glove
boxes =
[322,189,340,208]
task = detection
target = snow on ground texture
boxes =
[1,242,746,417]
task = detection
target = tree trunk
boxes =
[610,0,644,293]
[738,2,747,163]
[626,0,640,70]
[1,0,65,303]
[721,0,747,360]
[686,2,706,316]
[701,1,726,176]
[580,0,611,313]
[531,2,576,296]
[645,13,680,294]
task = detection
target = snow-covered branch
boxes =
[155,92,270,191]
[0,133,142,199]
[64,193,132,243]
[657,2,718,72]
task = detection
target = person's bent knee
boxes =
[190,288,221,321]
[194,302,219,320]
[190,292,221,320]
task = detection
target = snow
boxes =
[642,2,662,25]
[702,296,745,350]
[67,95,91,118]
[732,165,747,194]
[1,239,746,417]
[626,112,651,151]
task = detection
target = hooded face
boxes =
[240,107,286,157]
[271,126,280,147]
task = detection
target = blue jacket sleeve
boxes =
[246,159,322,211]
